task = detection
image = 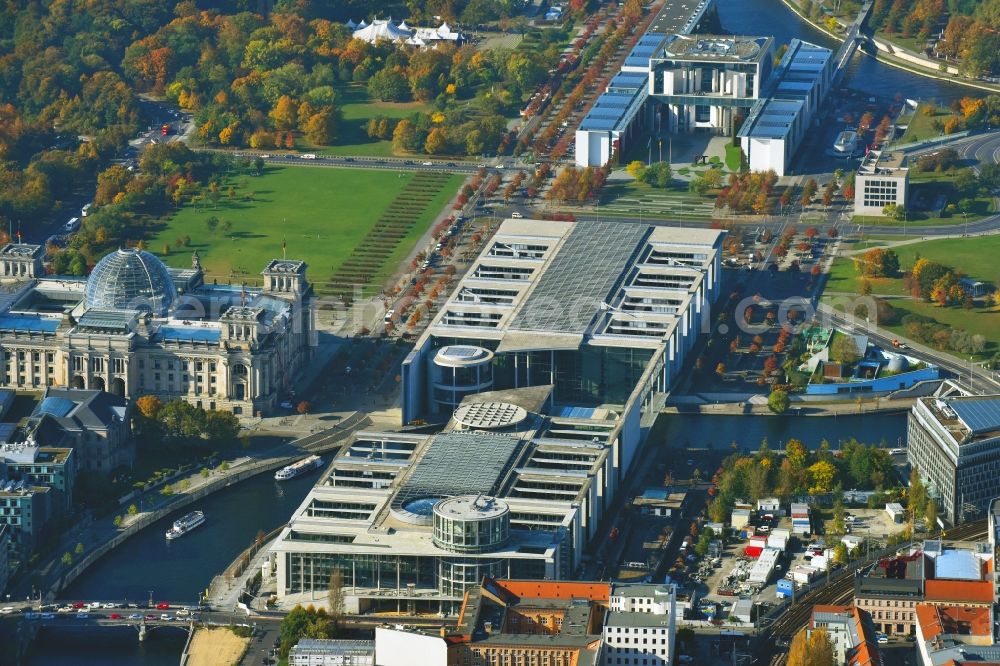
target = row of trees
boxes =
[134,395,241,448]
[706,438,897,523]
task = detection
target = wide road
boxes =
[819,304,1000,393]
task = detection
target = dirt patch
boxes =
[186,627,250,666]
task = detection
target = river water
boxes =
[718,0,971,104]
[23,471,318,665]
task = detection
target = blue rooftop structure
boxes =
[158,325,222,343]
[0,314,60,334]
[624,34,666,69]
[36,397,76,418]
[951,398,1000,435]
[608,71,648,92]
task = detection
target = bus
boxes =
[161,124,170,136]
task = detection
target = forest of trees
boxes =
[0,1,581,264]
[869,0,1000,76]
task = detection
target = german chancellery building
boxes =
[0,243,313,416]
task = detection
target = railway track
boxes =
[755,518,988,664]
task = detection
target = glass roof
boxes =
[84,249,176,316]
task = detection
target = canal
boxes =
[719,0,972,104]
[24,470,318,665]
[653,411,907,453]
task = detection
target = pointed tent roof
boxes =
[353,19,412,43]
[398,20,411,31]
[345,18,357,28]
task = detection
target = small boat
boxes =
[274,455,323,481]
[165,511,205,540]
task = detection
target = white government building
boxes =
[267,220,723,614]
[574,0,833,176]
[0,244,312,416]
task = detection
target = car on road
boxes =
[145,614,158,620]
[422,161,433,166]
[160,614,174,621]
[176,609,190,618]
[890,448,904,455]
[72,601,85,609]
[75,613,90,619]
[40,613,55,620]
[57,606,74,614]
[279,400,293,409]
[156,602,170,610]
[0,607,14,615]
[129,613,143,620]
[510,211,523,218]
[110,613,123,620]
[102,602,116,609]
[384,309,395,323]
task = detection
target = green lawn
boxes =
[830,236,1000,294]
[898,104,952,144]
[825,235,1000,360]
[149,165,463,295]
[827,257,907,296]
[320,84,432,157]
[892,236,1000,284]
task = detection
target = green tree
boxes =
[113,515,123,527]
[708,496,728,523]
[909,467,928,524]
[926,499,938,530]
[643,161,672,188]
[127,503,139,516]
[833,541,848,565]
[768,389,790,414]
[830,333,860,364]
[367,69,409,102]
[832,497,846,535]
[695,527,715,557]
[61,552,73,567]
[74,542,84,555]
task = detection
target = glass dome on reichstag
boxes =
[84,248,176,316]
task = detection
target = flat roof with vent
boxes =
[454,402,529,430]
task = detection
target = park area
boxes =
[149,165,463,297]
[320,84,432,157]
[825,236,1000,362]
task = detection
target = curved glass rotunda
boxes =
[84,248,176,316]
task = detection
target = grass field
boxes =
[321,85,432,157]
[898,104,952,144]
[826,257,907,296]
[892,236,1000,284]
[149,165,462,295]
[825,235,1000,360]
[600,180,717,219]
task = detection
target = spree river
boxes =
[719,0,972,104]
[24,470,318,665]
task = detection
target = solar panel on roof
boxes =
[951,398,1000,435]
[510,221,650,334]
